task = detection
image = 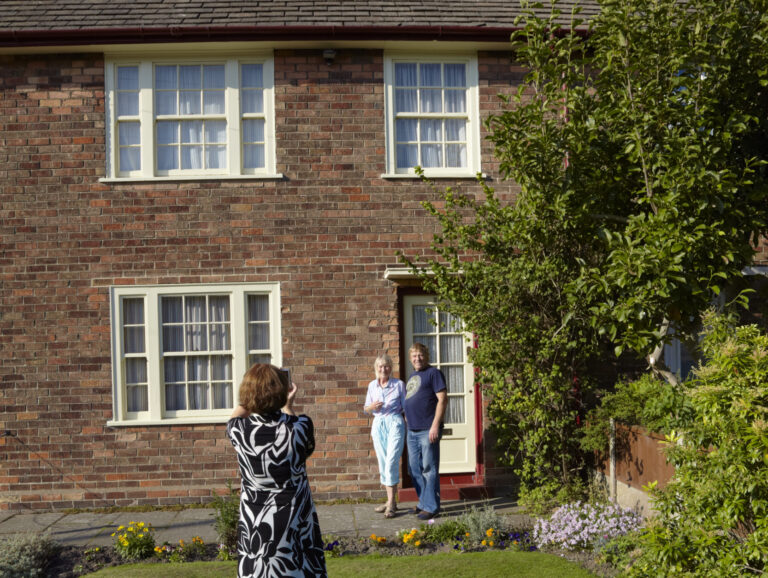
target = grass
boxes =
[83,550,597,577]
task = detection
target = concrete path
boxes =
[0,495,530,548]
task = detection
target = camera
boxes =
[279,367,291,385]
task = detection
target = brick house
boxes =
[0,1,606,511]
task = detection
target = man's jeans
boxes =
[406,428,441,514]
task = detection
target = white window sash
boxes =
[104,54,278,181]
[109,283,282,425]
[383,53,481,178]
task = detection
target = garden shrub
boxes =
[0,532,60,578]
[533,501,643,551]
[631,313,768,576]
[455,504,505,544]
[580,373,691,456]
[211,480,240,551]
[421,518,469,544]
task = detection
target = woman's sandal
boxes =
[384,507,396,519]
[374,504,388,513]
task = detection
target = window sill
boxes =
[380,172,485,180]
[107,416,231,427]
[100,173,284,183]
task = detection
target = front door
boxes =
[403,295,476,473]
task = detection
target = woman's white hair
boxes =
[374,353,394,373]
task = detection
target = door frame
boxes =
[397,287,484,486]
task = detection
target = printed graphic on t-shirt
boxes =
[406,375,421,399]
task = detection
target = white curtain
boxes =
[118,123,140,172]
[179,65,201,115]
[420,144,441,167]
[208,296,231,350]
[203,65,225,115]
[164,357,186,411]
[212,355,233,409]
[413,305,433,333]
[117,66,139,91]
[439,335,463,363]
[117,92,138,117]
[242,64,264,114]
[420,63,441,86]
[445,89,466,113]
[395,63,418,113]
[127,384,148,412]
[122,298,145,353]
[421,119,441,141]
[126,357,148,412]
[185,296,206,351]
[419,89,442,113]
[241,64,263,89]
[444,63,466,87]
[396,144,418,169]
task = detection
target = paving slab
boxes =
[46,512,123,547]
[0,512,66,537]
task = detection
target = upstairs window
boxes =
[384,55,480,177]
[106,56,276,179]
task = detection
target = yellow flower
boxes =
[370,534,377,540]
[117,526,125,531]
[486,528,494,537]
[489,541,494,547]
[110,532,115,537]
[465,532,470,537]
[415,540,421,547]
[137,522,145,528]
[481,540,487,546]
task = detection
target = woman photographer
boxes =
[227,364,326,577]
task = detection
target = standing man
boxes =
[403,342,447,520]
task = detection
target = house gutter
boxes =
[0,25,527,49]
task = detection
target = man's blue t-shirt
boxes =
[404,365,447,430]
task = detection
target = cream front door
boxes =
[403,295,476,473]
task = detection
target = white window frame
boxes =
[108,283,282,426]
[104,53,280,181]
[382,53,481,178]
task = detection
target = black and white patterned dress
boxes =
[226,412,327,578]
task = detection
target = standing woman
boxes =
[227,364,327,578]
[363,353,406,518]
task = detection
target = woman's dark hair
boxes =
[238,364,289,414]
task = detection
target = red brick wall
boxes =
[0,48,522,511]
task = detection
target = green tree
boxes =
[399,0,768,508]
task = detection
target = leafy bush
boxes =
[111,521,156,560]
[533,501,643,551]
[0,532,60,578]
[211,480,240,551]
[632,313,768,576]
[454,504,505,544]
[581,374,691,455]
[421,518,468,543]
[597,529,644,572]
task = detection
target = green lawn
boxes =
[85,551,597,577]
